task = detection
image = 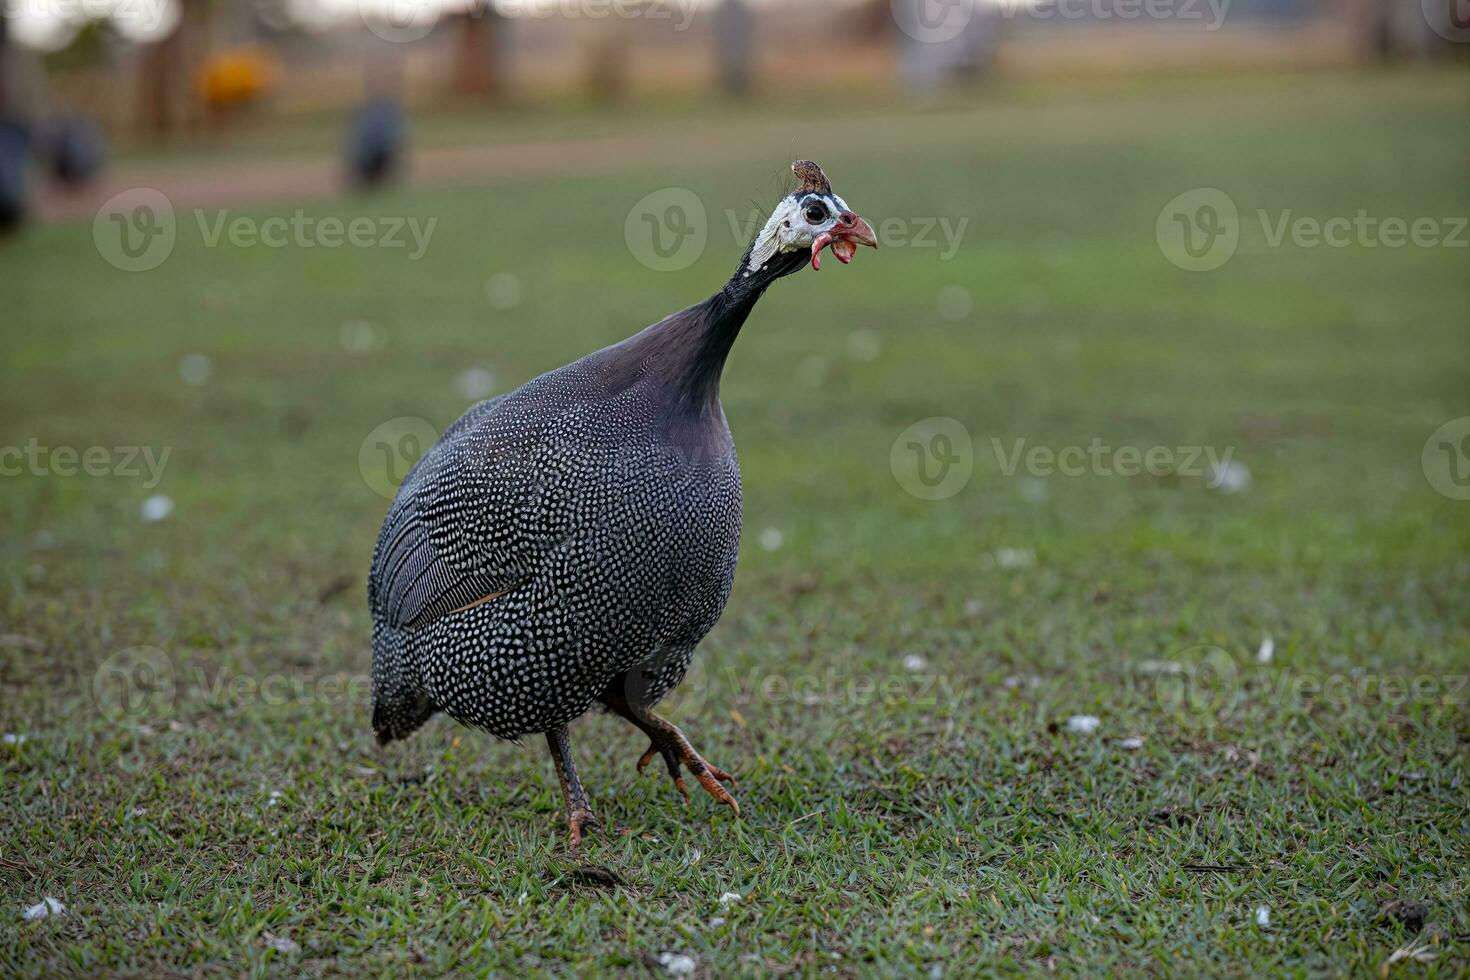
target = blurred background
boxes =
[5,0,1462,607]
[1,0,1468,971]
[0,0,1464,209]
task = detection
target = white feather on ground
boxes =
[23,898,65,921]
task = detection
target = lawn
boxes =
[2,68,1468,975]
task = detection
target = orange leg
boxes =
[600,677,740,815]
[633,714,739,814]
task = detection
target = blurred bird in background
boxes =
[38,115,106,190]
[368,161,877,845]
[0,117,28,232]
[346,99,405,190]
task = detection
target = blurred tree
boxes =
[573,1,633,102]
[452,2,508,99]
[583,26,630,102]
[137,0,210,138]
[891,0,998,90]
[1348,0,1395,58]
[1341,0,1448,59]
[714,0,755,97]
[0,11,36,119]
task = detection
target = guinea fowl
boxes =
[41,116,107,189]
[0,118,29,233]
[347,100,404,189]
[368,161,877,844]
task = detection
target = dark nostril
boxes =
[840,212,855,225]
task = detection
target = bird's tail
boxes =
[370,623,436,744]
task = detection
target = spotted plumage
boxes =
[367,161,877,844]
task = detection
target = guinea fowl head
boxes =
[627,160,878,411]
[741,160,878,279]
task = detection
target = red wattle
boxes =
[810,232,834,271]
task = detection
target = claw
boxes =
[634,725,740,815]
[567,807,600,848]
[687,762,739,815]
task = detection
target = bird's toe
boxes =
[567,807,601,848]
[689,765,740,815]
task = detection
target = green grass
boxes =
[2,68,1468,975]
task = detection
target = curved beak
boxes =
[811,211,878,271]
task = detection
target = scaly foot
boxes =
[546,725,600,848]
[567,806,600,848]
[635,719,739,815]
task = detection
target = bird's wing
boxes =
[370,394,551,631]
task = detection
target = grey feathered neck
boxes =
[619,230,809,416]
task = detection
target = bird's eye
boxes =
[804,204,827,223]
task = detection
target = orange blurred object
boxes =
[198,48,279,111]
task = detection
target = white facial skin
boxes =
[746,191,851,275]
